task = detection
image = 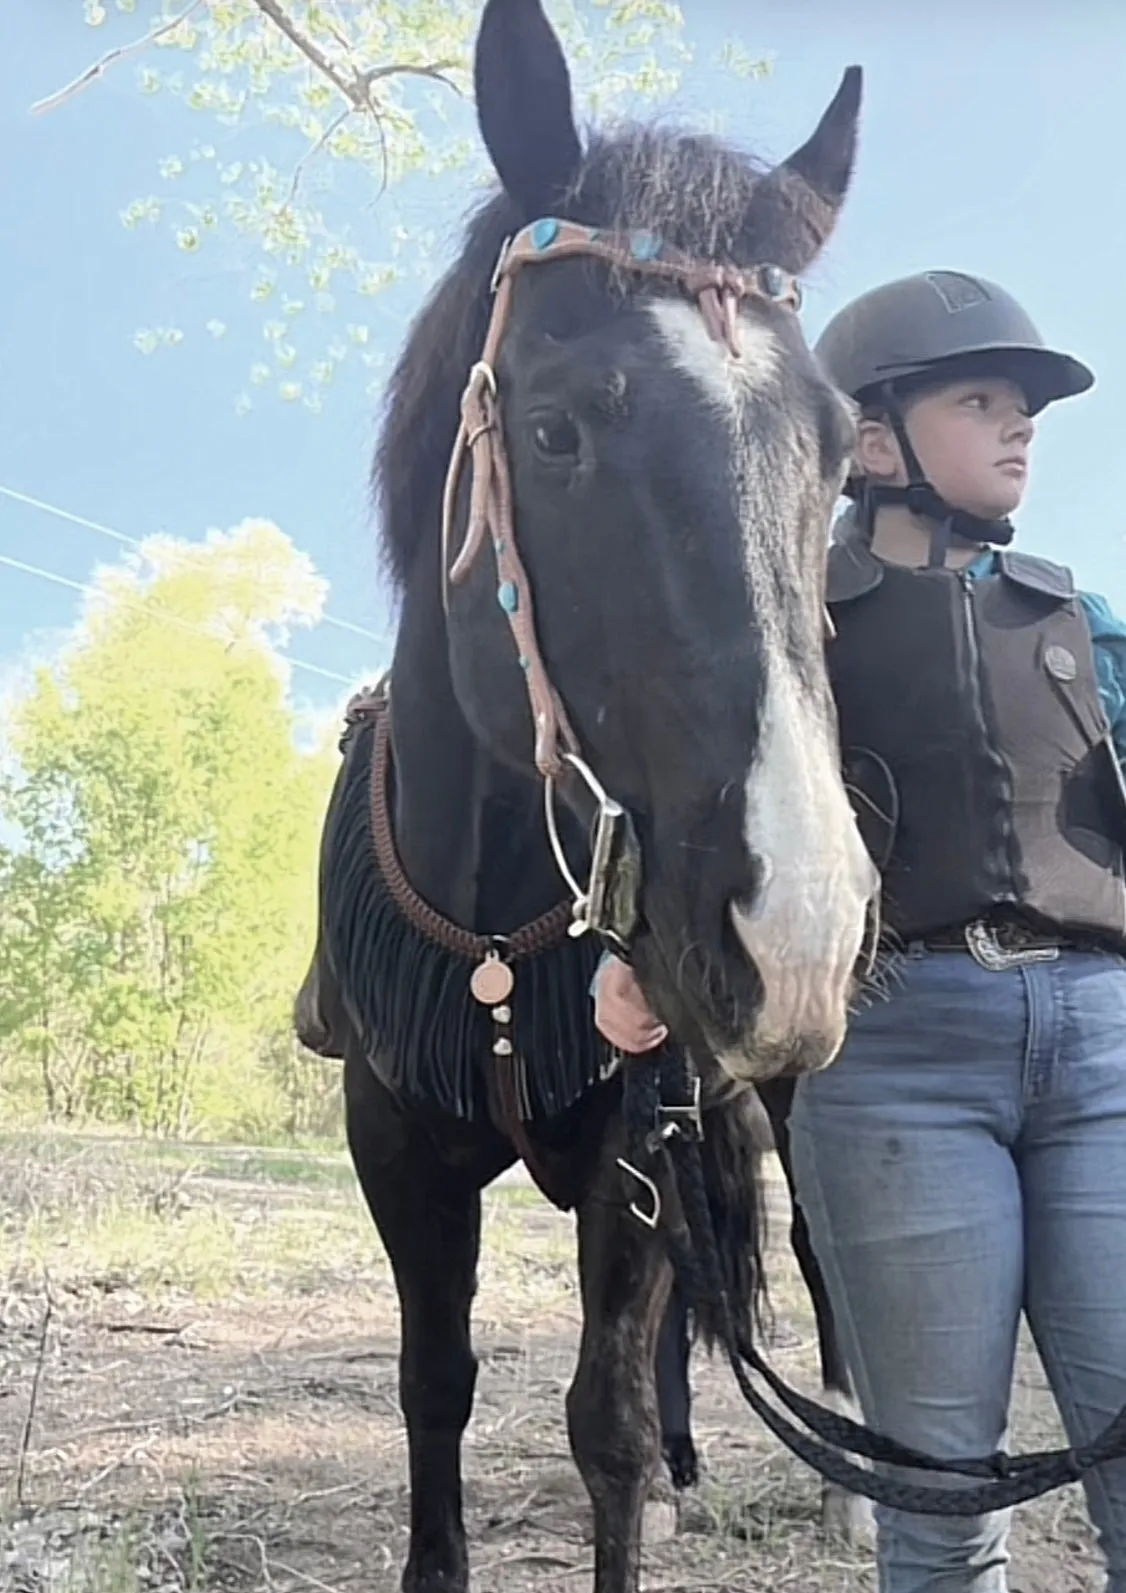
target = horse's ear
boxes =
[474,0,584,218]
[781,66,863,214]
[744,67,863,274]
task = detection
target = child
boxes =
[594,270,1126,1593]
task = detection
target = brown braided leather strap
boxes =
[345,683,583,1206]
[359,684,573,960]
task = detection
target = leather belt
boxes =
[917,916,1104,971]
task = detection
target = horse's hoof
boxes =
[402,1553,470,1593]
[662,1435,699,1491]
[819,1485,875,1546]
[642,1497,678,1544]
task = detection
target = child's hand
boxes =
[592,955,668,1053]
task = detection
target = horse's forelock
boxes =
[373,123,806,597]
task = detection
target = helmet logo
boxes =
[924,271,991,314]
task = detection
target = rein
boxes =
[624,1046,1126,1516]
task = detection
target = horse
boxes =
[295,3,877,1589]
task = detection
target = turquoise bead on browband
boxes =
[629,230,662,262]
[518,220,665,263]
[497,581,519,614]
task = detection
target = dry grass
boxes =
[0,1129,1104,1592]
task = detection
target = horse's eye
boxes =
[530,410,581,462]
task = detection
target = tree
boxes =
[0,518,340,1136]
[43,2,768,410]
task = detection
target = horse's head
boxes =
[376,0,878,1083]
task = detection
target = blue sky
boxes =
[3,1,1124,718]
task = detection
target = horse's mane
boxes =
[372,121,824,596]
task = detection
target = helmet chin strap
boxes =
[857,382,1016,560]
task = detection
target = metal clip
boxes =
[616,1156,661,1230]
[599,1047,624,1084]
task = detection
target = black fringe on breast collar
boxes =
[320,718,612,1124]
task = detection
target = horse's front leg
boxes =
[566,1129,673,1593]
[655,1280,698,1489]
[344,1051,488,1593]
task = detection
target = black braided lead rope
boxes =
[623,1048,1126,1515]
[650,1051,1022,1477]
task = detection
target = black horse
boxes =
[296,3,877,1590]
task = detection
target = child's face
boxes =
[858,375,1036,521]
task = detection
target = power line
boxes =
[0,483,386,647]
[0,552,357,687]
[0,485,136,547]
[0,554,90,598]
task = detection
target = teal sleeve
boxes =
[1079,590,1126,773]
[588,947,615,999]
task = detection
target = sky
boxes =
[2,1,1124,722]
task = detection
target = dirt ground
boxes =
[0,1131,1105,1592]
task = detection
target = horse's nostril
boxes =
[748,852,774,905]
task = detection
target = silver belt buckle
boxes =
[964,920,1059,971]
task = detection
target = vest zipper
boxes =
[959,569,1017,899]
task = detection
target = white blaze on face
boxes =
[731,659,874,1062]
[649,298,877,1070]
[648,297,780,410]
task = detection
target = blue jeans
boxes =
[789,944,1126,1593]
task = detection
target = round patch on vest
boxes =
[1044,644,1078,682]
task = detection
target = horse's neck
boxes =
[388,594,570,935]
[388,657,482,929]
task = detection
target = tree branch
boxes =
[33,0,465,211]
[247,1,464,113]
[247,0,363,108]
[247,4,464,207]
[361,60,463,97]
[32,0,464,138]
[29,0,207,117]
[285,103,353,208]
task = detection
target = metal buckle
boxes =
[656,1075,703,1142]
[964,920,1059,971]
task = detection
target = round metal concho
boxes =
[470,956,515,1006]
[1044,643,1078,683]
